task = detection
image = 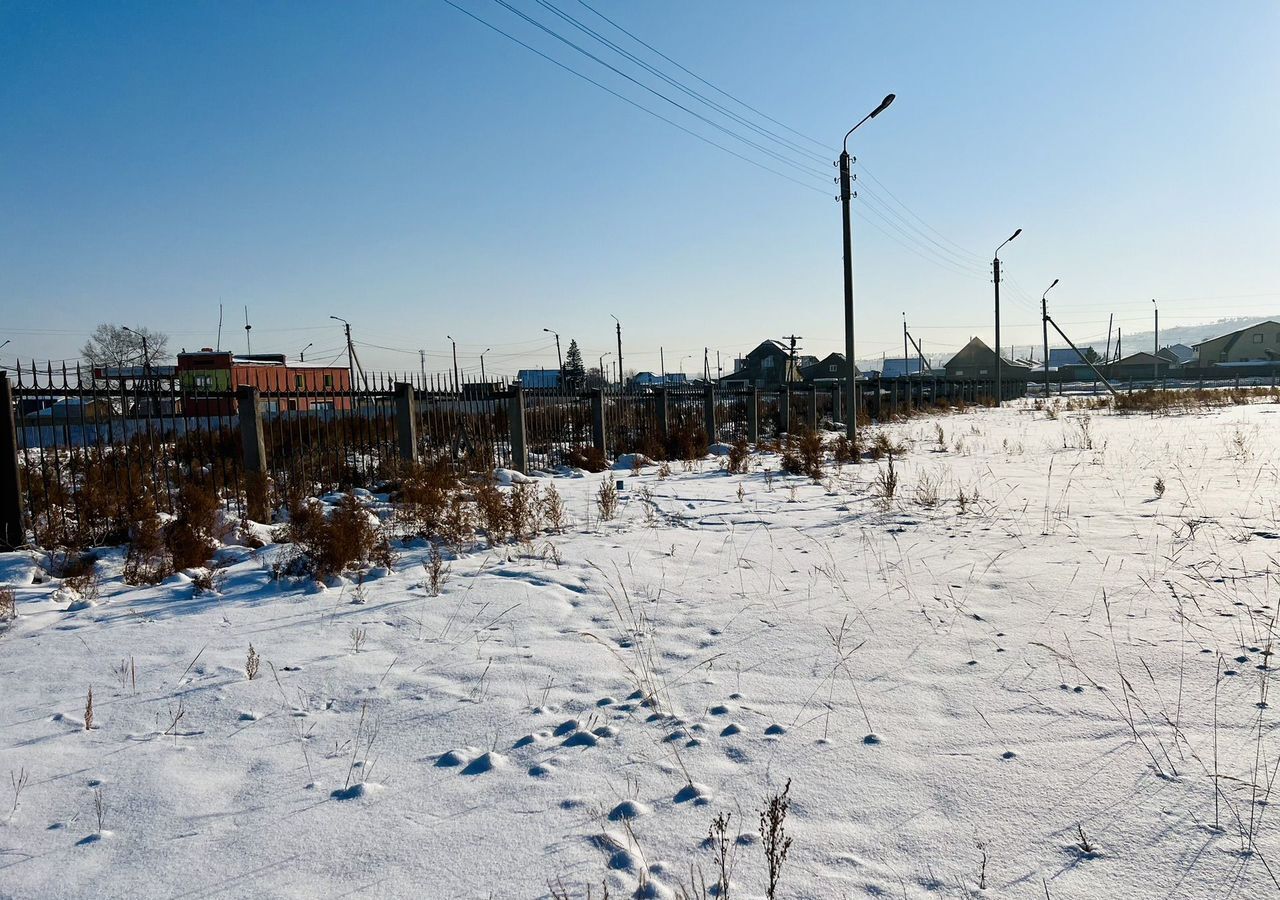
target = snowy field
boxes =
[4,398,1280,899]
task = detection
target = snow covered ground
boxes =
[4,398,1280,899]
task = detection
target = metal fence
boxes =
[3,363,1034,549]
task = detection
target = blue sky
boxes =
[2,1,1277,377]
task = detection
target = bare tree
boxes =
[81,324,169,372]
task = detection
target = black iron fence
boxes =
[2,363,1033,549]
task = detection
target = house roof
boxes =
[1048,347,1096,367]
[1192,321,1280,348]
[880,357,926,377]
[516,369,561,388]
[944,337,1030,370]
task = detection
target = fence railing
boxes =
[2,363,1033,549]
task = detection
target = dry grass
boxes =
[780,429,824,481]
[282,494,393,580]
[0,587,15,624]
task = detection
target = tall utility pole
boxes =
[1104,314,1114,368]
[780,335,803,381]
[480,348,490,384]
[1040,278,1059,398]
[419,349,426,379]
[1152,299,1159,383]
[610,315,623,386]
[543,328,562,372]
[330,315,357,405]
[716,350,722,380]
[660,346,666,380]
[992,228,1022,405]
[243,307,253,356]
[903,313,910,376]
[839,92,896,439]
[446,335,460,390]
[299,342,313,362]
[703,347,710,381]
[600,352,612,386]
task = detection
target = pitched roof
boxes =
[1192,321,1280,348]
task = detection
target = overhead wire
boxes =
[488,0,831,181]
[438,0,831,195]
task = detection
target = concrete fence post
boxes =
[830,384,841,427]
[778,386,790,434]
[702,384,716,444]
[394,381,418,465]
[746,388,759,443]
[590,388,607,456]
[1,376,25,550]
[508,385,528,473]
[656,388,670,442]
[236,385,269,520]
[806,385,818,432]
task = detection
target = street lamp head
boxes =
[329,315,346,323]
[1008,228,1022,242]
[870,93,896,118]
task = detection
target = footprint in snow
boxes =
[674,783,712,805]
[720,723,742,737]
[435,747,479,768]
[764,724,787,736]
[608,800,650,821]
[461,751,505,775]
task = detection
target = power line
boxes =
[439,0,830,195]
[488,0,830,182]
[572,0,831,154]
[534,0,829,167]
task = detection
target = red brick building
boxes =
[177,350,352,415]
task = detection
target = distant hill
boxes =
[1080,315,1280,354]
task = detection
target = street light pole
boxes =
[611,315,623,385]
[330,315,356,408]
[298,342,313,362]
[600,352,612,387]
[839,92,895,441]
[480,348,491,384]
[1152,299,1159,383]
[1041,278,1060,398]
[992,228,1022,405]
[446,335,460,391]
[121,326,150,376]
[543,328,562,372]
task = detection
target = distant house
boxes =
[879,357,926,378]
[1048,347,1099,369]
[719,340,801,388]
[631,372,687,387]
[1193,321,1280,365]
[516,369,561,390]
[1165,343,1195,364]
[176,350,352,415]
[944,337,1032,379]
[1109,351,1173,379]
[799,352,858,384]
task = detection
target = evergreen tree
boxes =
[562,339,586,387]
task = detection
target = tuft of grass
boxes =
[596,475,619,522]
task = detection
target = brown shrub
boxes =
[474,482,511,545]
[396,458,458,538]
[780,429,824,480]
[831,434,860,466]
[165,481,220,571]
[664,422,708,461]
[284,494,392,580]
[566,446,608,473]
[726,437,751,475]
[123,493,171,585]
